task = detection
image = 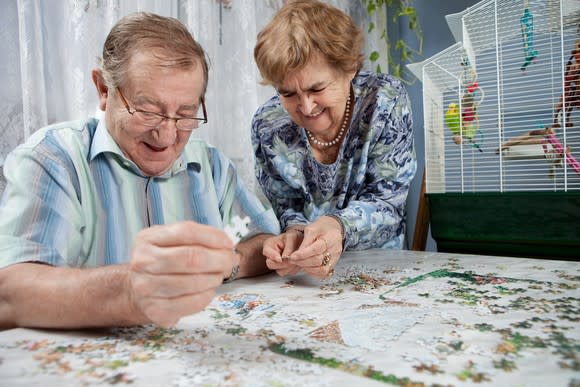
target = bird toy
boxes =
[498,126,580,178]
[553,37,579,128]
[520,1,538,72]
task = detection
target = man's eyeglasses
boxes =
[116,88,207,131]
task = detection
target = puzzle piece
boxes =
[223,215,251,244]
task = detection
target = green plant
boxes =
[362,0,423,83]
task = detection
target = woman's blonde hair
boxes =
[254,0,364,86]
[99,12,209,97]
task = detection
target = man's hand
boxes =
[128,221,237,327]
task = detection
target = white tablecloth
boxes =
[0,250,578,386]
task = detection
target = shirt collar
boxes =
[89,119,200,177]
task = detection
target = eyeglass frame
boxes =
[116,87,208,131]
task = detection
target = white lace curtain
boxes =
[0,0,385,192]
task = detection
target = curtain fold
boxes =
[0,0,383,191]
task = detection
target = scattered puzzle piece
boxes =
[224,215,251,244]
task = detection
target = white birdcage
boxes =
[410,0,580,258]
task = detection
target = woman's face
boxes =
[276,55,355,140]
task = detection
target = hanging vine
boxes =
[362,0,423,83]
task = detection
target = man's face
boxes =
[103,52,205,176]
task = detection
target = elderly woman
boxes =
[251,0,416,279]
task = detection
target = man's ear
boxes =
[92,69,109,111]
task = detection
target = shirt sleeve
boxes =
[209,147,281,239]
[0,144,84,269]
[251,114,309,231]
[335,84,417,250]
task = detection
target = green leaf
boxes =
[400,6,415,16]
[362,0,422,84]
[392,63,401,77]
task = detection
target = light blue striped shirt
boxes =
[0,118,280,268]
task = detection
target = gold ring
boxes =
[327,268,335,277]
[322,251,331,266]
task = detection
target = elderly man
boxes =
[0,12,279,330]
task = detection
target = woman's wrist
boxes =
[284,225,305,234]
[326,214,345,249]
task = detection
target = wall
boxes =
[0,0,484,247]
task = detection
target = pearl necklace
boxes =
[306,94,351,148]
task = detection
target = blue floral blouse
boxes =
[251,71,417,250]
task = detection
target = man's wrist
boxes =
[223,249,241,283]
[223,264,240,283]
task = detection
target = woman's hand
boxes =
[262,229,304,277]
[287,216,343,279]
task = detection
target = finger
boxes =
[276,265,301,277]
[131,272,224,299]
[139,289,216,327]
[286,265,302,276]
[266,258,289,271]
[280,232,303,258]
[262,236,285,263]
[266,257,300,276]
[139,221,234,249]
[266,258,298,271]
[289,238,327,261]
[132,245,235,275]
[301,266,324,279]
[293,250,332,269]
[276,269,292,277]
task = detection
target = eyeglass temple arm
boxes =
[201,98,208,124]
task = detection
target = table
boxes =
[0,250,578,386]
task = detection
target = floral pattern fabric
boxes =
[252,71,417,250]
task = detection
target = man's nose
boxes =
[153,119,178,145]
